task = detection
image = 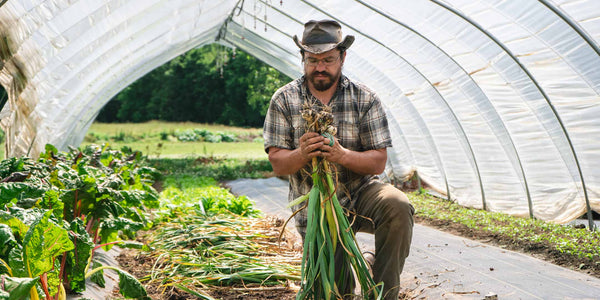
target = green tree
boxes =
[97,44,290,126]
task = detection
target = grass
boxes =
[82,121,266,159]
[87,140,266,159]
[88,121,262,137]
[1,121,266,160]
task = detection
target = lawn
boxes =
[84,140,267,159]
[0,121,267,160]
[82,121,267,159]
[88,120,263,137]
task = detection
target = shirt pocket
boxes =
[337,119,360,150]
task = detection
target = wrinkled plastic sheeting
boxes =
[0,0,238,157]
[1,0,599,224]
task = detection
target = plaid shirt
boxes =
[263,75,392,230]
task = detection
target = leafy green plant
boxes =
[218,132,236,142]
[0,144,157,299]
[204,133,222,143]
[193,128,211,138]
[175,129,200,142]
[157,176,259,219]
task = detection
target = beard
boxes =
[307,69,341,91]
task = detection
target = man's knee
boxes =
[381,185,414,223]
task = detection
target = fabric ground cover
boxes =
[410,192,600,278]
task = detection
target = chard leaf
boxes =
[0,183,45,207]
[7,245,25,278]
[100,217,143,249]
[140,184,159,209]
[99,174,124,190]
[40,189,64,220]
[99,230,118,251]
[119,190,145,207]
[0,211,28,240]
[65,219,93,293]
[0,259,9,275]
[22,211,74,277]
[120,241,146,250]
[116,269,149,299]
[15,198,39,209]
[96,200,126,220]
[89,261,105,288]
[40,144,59,160]
[0,224,16,258]
[0,158,28,177]
[5,207,43,229]
[0,274,39,299]
[45,260,61,297]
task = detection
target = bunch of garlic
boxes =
[301,102,337,136]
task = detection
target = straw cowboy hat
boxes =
[293,20,355,54]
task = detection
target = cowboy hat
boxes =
[293,20,354,54]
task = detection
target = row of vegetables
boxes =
[0,144,158,299]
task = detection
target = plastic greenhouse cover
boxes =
[0,0,599,225]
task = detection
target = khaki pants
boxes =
[299,182,414,299]
[350,182,414,299]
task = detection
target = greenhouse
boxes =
[2,0,599,225]
[1,0,600,298]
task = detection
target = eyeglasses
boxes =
[304,56,340,67]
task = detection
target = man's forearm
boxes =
[338,148,387,175]
[268,147,311,175]
[268,143,387,176]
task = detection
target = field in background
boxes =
[82,121,267,159]
[88,121,263,137]
[0,122,266,159]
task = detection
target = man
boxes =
[263,19,414,299]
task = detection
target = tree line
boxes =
[97,44,291,127]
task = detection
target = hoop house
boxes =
[1,0,599,225]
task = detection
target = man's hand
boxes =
[268,132,326,176]
[320,135,347,165]
[269,133,387,176]
[299,132,326,161]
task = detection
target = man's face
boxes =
[304,49,344,92]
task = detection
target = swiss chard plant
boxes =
[0,144,158,299]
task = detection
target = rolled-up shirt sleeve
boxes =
[359,94,392,150]
[263,94,293,153]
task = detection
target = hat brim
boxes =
[293,35,355,54]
